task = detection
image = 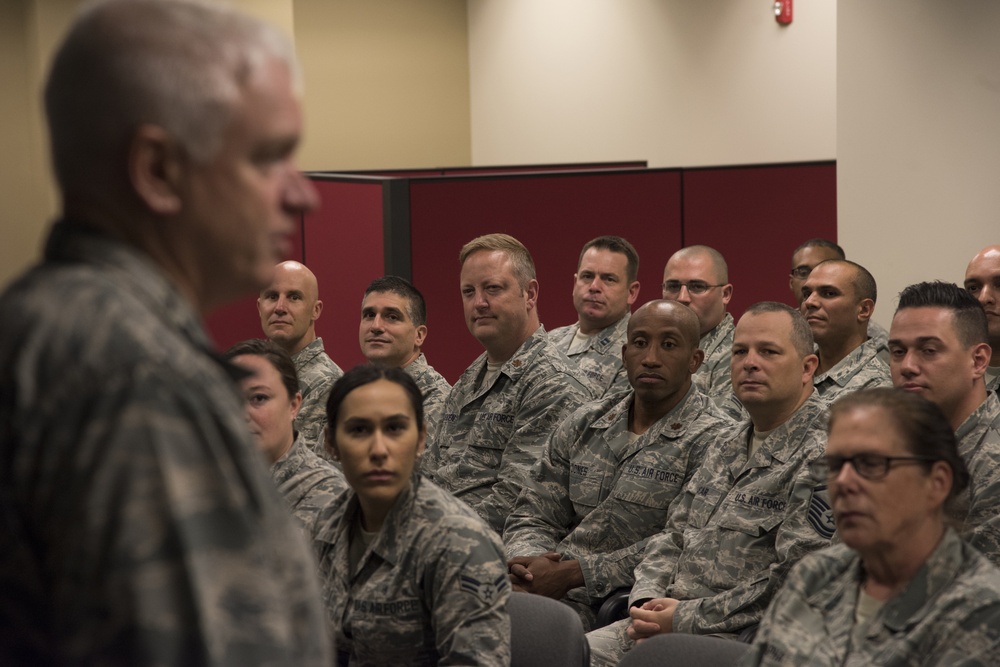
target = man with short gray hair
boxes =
[0,1,328,663]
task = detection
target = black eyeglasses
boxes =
[809,453,939,481]
[790,266,813,279]
[661,280,725,296]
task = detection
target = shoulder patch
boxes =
[808,484,836,539]
[460,573,508,605]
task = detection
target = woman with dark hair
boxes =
[741,388,1000,665]
[226,339,346,528]
[305,365,509,665]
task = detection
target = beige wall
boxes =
[466,0,836,167]
[838,1,1000,328]
[0,0,471,290]
[295,0,470,171]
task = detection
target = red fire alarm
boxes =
[775,0,793,25]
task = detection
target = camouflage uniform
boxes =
[694,312,745,420]
[504,385,733,629]
[292,337,343,451]
[404,352,452,437]
[548,315,630,397]
[278,466,511,667]
[813,338,891,405]
[740,529,1000,666]
[868,319,889,351]
[271,435,348,532]
[986,369,999,396]
[953,392,1000,567]
[426,326,593,532]
[0,222,330,665]
[587,394,833,667]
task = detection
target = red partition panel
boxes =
[204,220,304,351]
[681,162,837,319]
[408,169,683,383]
[303,179,387,372]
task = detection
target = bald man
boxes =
[661,246,740,416]
[259,261,343,449]
[965,245,1000,395]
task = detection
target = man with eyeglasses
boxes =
[888,281,1000,566]
[586,302,833,666]
[965,245,1000,396]
[549,236,641,397]
[799,259,890,404]
[661,246,737,413]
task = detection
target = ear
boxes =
[689,348,705,374]
[416,424,427,457]
[323,425,339,461]
[621,343,628,365]
[926,460,953,510]
[414,324,428,348]
[312,298,324,322]
[857,299,875,324]
[129,124,185,215]
[627,280,641,306]
[524,279,539,312]
[802,352,819,380]
[289,391,302,421]
[971,342,991,380]
[721,284,734,306]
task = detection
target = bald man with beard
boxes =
[259,261,343,449]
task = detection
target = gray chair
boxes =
[617,633,750,667]
[508,591,590,667]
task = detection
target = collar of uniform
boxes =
[879,528,965,632]
[498,325,548,382]
[46,219,215,354]
[589,314,630,354]
[814,337,885,387]
[591,391,636,430]
[699,312,734,358]
[293,337,326,365]
[322,474,420,573]
[746,393,828,468]
[954,391,1000,458]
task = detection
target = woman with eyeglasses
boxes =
[740,388,1000,665]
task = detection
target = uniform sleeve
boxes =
[670,469,832,635]
[628,483,694,604]
[473,373,589,531]
[502,412,582,557]
[270,442,349,538]
[2,363,330,665]
[963,435,1000,568]
[425,516,512,666]
[295,371,334,447]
